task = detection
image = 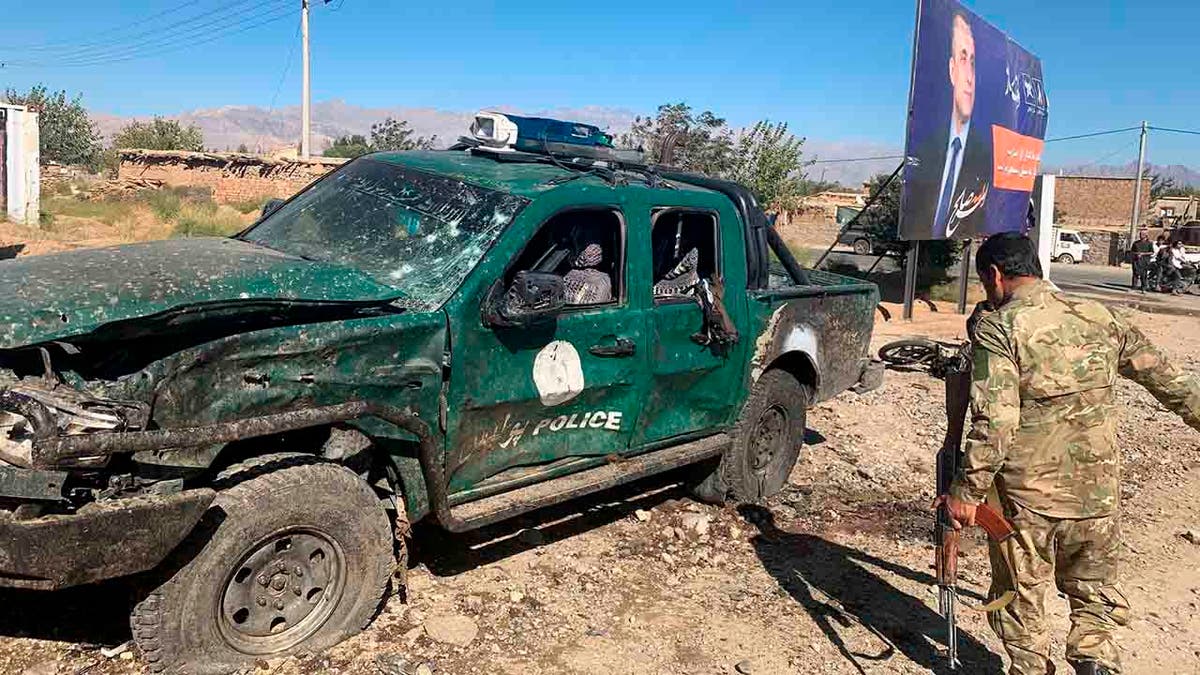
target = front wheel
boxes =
[132,462,395,673]
[878,338,941,367]
[853,238,873,256]
[1056,253,1075,264]
[695,369,811,503]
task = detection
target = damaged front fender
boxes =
[0,488,215,590]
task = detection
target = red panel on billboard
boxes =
[991,125,1044,192]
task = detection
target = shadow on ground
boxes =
[0,580,134,647]
[739,504,1003,675]
[822,260,949,308]
[413,463,712,577]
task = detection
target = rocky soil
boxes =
[3,302,1199,674]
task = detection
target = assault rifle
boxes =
[937,346,1015,670]
[878,337,1017,670]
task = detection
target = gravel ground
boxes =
[4,304,1199,675]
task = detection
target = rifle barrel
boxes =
[947,589,958,670]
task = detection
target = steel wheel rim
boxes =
[751,404,788,476]
[216,528,347,655]
[881,343,936,365]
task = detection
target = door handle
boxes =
[589,337,636,357]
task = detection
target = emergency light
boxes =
[471,111,614,155]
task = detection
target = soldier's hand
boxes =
[931,495,977,530]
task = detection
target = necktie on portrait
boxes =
[933,137,963,238]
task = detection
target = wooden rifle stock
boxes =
[974,503,1015,542]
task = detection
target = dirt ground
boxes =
[3,301,1200,675]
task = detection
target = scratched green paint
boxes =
[0,150,878,523]
[0,237,401,349]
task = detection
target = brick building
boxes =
[117,150,344,205]
[1054,175,1150,230]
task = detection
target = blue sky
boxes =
[2,0,1198,167]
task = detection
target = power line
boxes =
[811,154,902,163]
[3,3,295,68]
[1070,139,1140,172]
[34,0,275,63]
[810,125,1146,165]
[3,0,225,52]
[1149,125,1200,137]
[3,0,293,67]
[253,20,303,153]
[1043,126,1141,143]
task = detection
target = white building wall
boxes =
[3,105,39,226]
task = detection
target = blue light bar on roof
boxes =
[471,111,614,154]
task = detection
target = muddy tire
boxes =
[878,338,940,367]
[694,369,812,503]
[131,462,393,673]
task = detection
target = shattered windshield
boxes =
[241,158,529,307]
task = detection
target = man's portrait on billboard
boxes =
[903,9,995,240]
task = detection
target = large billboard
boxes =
[899,0,1048,241]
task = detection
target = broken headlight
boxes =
[0,384,148,468]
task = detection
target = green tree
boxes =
[113,116,204,151]
[619,103,734,176]
[370,117,436,151]
[1150,172,1176,201]
[798,178,843,197]
[236,143,250,154]
[323,134,371,158]
[857,172,961,276]
[728,121,812,211]
[1,85,102,167]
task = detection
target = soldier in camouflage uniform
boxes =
[942,233,1200,675]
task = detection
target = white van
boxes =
[1052,227,1090,264]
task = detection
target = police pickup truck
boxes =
[0,112,881,671]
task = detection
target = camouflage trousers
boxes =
[986,500,1130,674]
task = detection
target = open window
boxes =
[507,208,624,308]
[651,209,719,301]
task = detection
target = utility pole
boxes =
[300,0,311,159]
[1128,120,1148,243]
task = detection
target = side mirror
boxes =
[260,198,286,220]
[483,271,566,327]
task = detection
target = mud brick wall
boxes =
[117,150,345,204]
[774,213,841,248]
[40,163,90,192]
[1056,175,1151,230]
[1076,229,1125,266]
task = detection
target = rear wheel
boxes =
[878,338,940,367]
[1056,253,1075,264]
[695,369,812,503]
[853,238,873,256]
[132,462,394,673]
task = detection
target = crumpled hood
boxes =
[0,237,402,349]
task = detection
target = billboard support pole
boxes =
[813,162,904,270]
[957,240,972,314]
[903,242,919,320]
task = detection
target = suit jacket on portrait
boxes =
[904,119,994,240]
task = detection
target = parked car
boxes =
[0,115,883,672]
[1052,226,1090,264]
[837,221,907,257]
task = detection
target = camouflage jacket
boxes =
[950,280,1200,518]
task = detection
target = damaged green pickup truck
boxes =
[0,147,880,672]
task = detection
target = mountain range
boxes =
[91,100,1200,188]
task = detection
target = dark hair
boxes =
[976,232,1043,279]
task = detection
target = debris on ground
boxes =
[1,306,1198,673]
